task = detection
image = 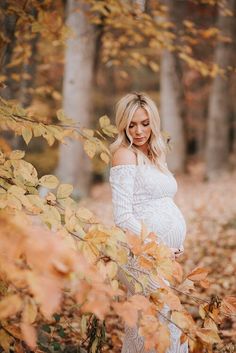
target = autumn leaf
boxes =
[0,329,13,352]
[113,301,138,327]
[39,174,59,189]
[76,207,94,221]
[57,183,73,199]
[84,140,97,158]
[187,267,209,282]
[221,296,236,314]
[171,311,195,331]
[9,150,25,160]
[22,297,37,324]
[100,152,110,164]
[22,127,33,145]
[161,290,182,311]
[126,231,142,255]
[196,328,221,344]
[0,294,22,319]
[99,115,110,128]
[21,323,37,349]
[177,278,195,293]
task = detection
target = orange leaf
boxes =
[129,295,151,311]
[113,301,138,327]
[138,256,153,270]
[156,323,170,353]
[172,261,183,283]
[21,323,37,349]
[196,328,221,344]
[221,296,236,314]
[178,278,195,293]
[187,267,209,282]
[171,311,195,331]
[199,279,210,288]
[162,291,182,311]
[0,294,22,319]
[126,231,142,255]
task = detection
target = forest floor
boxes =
[79,165,236,352]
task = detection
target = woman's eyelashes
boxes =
[129,122,150,128]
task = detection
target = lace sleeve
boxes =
[109,165,145,236]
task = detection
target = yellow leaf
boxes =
[0,329,13,352]
[12,160,38,185]
[22,127,32,145]
[56,109,66,121]
[99,115,110,128]
[111,279,119,290]
[9,150,25,160]
[100,152,110,164]
[33,125,43,137]
[7,194,22,210]
[84,140,96,158]
[106,262,118,280]
[81,315,87,336]
[39,175,59,189]
[76,207,93,221]
[0,294,22,320]
[26,195,45,211]
[82,128,94,137]
[22,297,37,324]
[57,184,73,199]
[8,185,26,198]
[91,337,98,353]
[149,61,159,72]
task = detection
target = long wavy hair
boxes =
[109,92,170,174]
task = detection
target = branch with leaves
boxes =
[0,102,236,353]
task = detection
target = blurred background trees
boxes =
[0,0,235,197]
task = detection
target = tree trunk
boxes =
[160,50,186,172]
[205,0,235,179]
[56,0,96,198]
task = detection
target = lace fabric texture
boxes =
[109,164,188,353]
[109,164,187,248]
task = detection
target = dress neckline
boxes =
[110,163,174,176]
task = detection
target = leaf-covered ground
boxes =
[79,166,236,352]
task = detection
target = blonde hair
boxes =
[109,92,169,174]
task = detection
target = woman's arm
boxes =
[109,148,149,236]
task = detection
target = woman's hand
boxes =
[170,246,184,260]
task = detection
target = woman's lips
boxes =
[134,137,145,141]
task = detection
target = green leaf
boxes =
[42,324,51,333]
[39,175,59,189]
[53,313,61,323]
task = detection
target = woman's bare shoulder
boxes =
[112,147,137,167]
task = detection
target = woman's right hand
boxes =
[170,246,184,260]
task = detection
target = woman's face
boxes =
[128,108,152,147]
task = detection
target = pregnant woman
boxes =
[109,92,188,353]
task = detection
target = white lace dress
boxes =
[109,164,188,353]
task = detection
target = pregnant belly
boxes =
[134,198,187,248]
